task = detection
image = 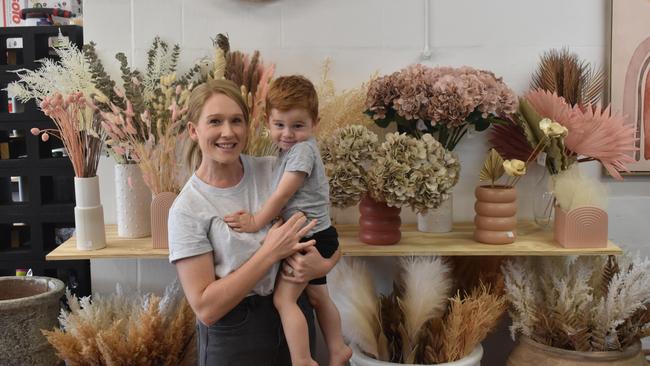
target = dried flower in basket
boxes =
[30,92,106,178]
[365,64,517,150]
[503,255,650,352]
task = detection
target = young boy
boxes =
[224,75,351,366]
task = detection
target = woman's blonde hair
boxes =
[184,79,250,172]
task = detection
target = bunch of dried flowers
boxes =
[367,132,460,212]
[330,257,506,364]
[503,255,650,352]
[99,73,191,194]
[315,59,376,140]
[30,92,106,177]
[491,90,637,180]
[42,282,196,366]
[320,125,459,212]
[7,33,107,178]
[320,124,378,207]
[365,64,517,150]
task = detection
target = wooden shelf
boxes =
[46,225,167,260]
[46,222,622,261]
[339,222,621,256]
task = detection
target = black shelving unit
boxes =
[0,25,90,297]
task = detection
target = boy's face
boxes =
[268,108,317,151]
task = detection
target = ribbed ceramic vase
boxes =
[473,185,517,245]
[358,195,401,245]
[115,164,152,238]
[74,176,106,250]
[416,193,453,233]
[151,192,177,249]
[351,344,483,366]
[507,336,648,366]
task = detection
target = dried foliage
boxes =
[42,282,196,366]
[502,255,650,352]
[315,59,376,140]
[479,148,505,186]
[531,48,606,107]
[330,257,506,364]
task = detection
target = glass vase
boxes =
[532,168,555,228]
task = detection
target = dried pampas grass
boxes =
[42,282,196,366]
[552,163,608,211]
[331,257,505,364]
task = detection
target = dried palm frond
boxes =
[531,48,606,107]
[479,149,505,186]
[488,119,534,162]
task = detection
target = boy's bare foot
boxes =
[329,344,352,366]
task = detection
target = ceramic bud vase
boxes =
[151,192,178,249]
[73,176,106,250]
[473,185,517,245]
[115,164,151,238]
[358,195,401,245]
[416,193,453,233]
[554,206,608,248]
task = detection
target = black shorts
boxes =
[299,226,339,285]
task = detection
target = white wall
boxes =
[83,0,650,363]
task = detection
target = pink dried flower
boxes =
[41,132,50,142]
[30,127,40,135]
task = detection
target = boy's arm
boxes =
[225,171,306,232]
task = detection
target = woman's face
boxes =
[188,93,248,167]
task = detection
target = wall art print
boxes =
[611,0,650,175]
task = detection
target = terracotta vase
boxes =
[507,336,648,366]
[554,206,608,248]
[151,192,178,249]
[358,195,401,245]
[473,185,517,244]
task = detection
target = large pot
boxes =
[358,195,401,245]
[507,336,648,366]
[0,276,65,366]
[351,344,483,366]
[473,185,517,245]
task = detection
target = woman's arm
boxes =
[175,214,317,326]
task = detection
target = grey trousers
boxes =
[197,292,315,366]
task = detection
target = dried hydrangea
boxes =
[365,64,517,150]
[321,125,379,207]
[367,133,460,212]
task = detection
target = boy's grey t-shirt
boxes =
[272,138,331,237]
[168,155,278,296]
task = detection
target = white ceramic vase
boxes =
[115,164,152,238]
[416,193,453,233]
[73,176,106,250]
[350,344,483,366]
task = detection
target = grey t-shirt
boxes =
[272,138,331,237]
[168,155,279,296]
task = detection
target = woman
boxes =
[168,79,340,365]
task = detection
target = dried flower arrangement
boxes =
[208,34,276,157]
[503,255,650,352]
[7,33,107,178]
[365,64,517,150]
[95,37,192,194]
[42,282,196,366]
[320,125,460,212]
[315,59,376,140]
[330,257,506,364]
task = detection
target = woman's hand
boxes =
[281,247,342,283]
[260,212,317,262]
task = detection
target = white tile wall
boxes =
[82,1,650,363]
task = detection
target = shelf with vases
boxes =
[46,221,622,261]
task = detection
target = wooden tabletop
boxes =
[46,222,621,261]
